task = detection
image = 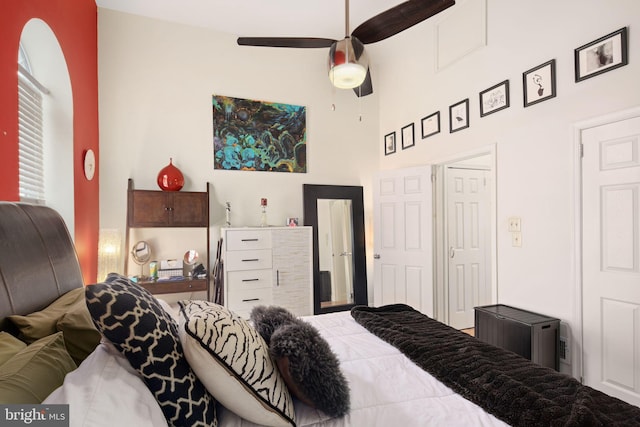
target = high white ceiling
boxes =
[95,0,407,41]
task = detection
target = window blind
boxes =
[18,72,45,204]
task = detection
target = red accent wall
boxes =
[0,0,99,283]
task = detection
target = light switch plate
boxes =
[508,217,521,232]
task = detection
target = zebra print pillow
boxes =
[85,274,217,427]
[178,300,295,427]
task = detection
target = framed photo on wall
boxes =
[384,131,396,156]
[575,27,628,82]
[523,59,556,107]
[479,80,510,117]
[421,112,440,139]
[401,123,415,149]
[449,99,469,133]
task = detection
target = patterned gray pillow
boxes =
[85,273,217,427]
[178,300,295,427]
[250,305,350,418]
[249,305,297,345]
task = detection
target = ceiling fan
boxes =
[237,0,456,97]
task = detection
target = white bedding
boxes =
[45,310,509,427]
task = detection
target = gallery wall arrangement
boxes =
[382,26,629,155]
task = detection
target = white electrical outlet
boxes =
[508,217,521,232]
[512,231,522,247]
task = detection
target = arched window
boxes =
[18,19,74,235]
[18,43,48,204]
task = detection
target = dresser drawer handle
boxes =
[242,278,260,282]
[242,298,260,302]
[242,258,260,262]
[241,238,259,242]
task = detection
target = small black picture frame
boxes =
[523,59,556,107]
[401,123,415,149]
[421,112,440,139]
[479,80,510,117]
[575,27,628,82]
[384,131,396,156]
[449,99,469,133]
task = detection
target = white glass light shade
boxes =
[97,229,122,282]
[328,37,368,89]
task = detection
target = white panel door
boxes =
[373,166,433,316]
[582,116,640,407]
[446,167,490,329]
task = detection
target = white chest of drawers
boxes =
[222,227,312,318]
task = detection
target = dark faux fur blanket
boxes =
[351,304,640,427]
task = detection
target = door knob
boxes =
[449,246,455,258]
[374,254,380,259]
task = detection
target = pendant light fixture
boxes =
[327,0,368,89]
[328,37,368,89]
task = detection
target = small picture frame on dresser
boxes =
[286,217,299,227]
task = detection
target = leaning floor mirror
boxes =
[303,184,368,314]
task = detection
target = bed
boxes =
[1,202,639,427]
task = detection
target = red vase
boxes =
[157,158,184,191]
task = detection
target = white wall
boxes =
[99,2,640,364]
[98,10,379,284]
[374,0,640,364]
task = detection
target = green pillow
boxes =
[8,288,85,344]
[0,332,77,403]
[0,332,27,366]
[56,303,102,366]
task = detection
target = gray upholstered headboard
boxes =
[0,202,83,332]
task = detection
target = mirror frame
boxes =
[303,184,368,314]
[131,240,151,265]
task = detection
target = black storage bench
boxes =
[474,304,560,370]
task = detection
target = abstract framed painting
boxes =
[212,95,306,173]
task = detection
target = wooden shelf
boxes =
[137,278,208,295]
[125,179,210,300]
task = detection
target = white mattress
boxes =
[45,310,509,427]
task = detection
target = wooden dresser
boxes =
[222,227,312,318]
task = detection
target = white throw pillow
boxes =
[178,300,295,427]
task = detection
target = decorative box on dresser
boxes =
[125,179,210,299]
[222,226,313,318]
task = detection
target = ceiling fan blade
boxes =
[353,67,373,97]
[352,0,456,44]
[237,37,336,48]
